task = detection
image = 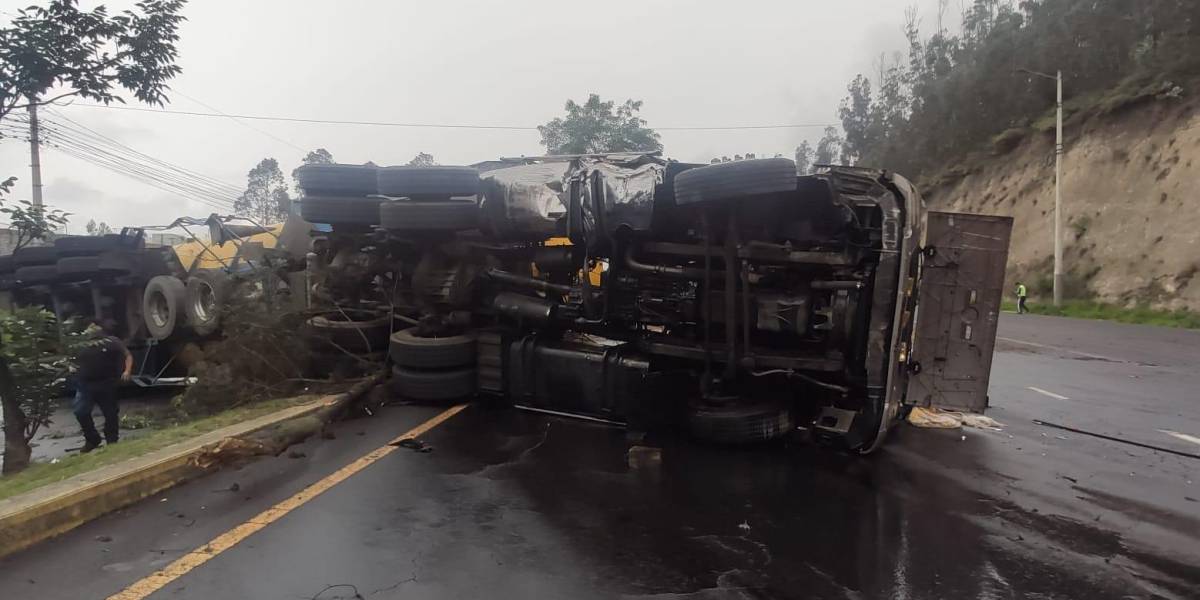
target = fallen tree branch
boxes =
[192,371,385,469]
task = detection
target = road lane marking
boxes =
[1027,386,1070,400]
[1158,430,1200,447]
[107,404,469,600]
[996,336,1127,363]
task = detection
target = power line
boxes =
[6,111,242,199]
[4,114,241,201]
[39,113,242,198]
[173,89,305,151]
[18,118,240,207]
[65,102,837,131]
[46,137,238,209]
[42,136,236,211]
[2,114,239,211]
[45,109,242,190]
[46,141,236,213]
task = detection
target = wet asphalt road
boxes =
[1,314,1198,599]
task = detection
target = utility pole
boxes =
[1053,70,1063,308]
[1017,68,1065,307]
[28,98,44,207]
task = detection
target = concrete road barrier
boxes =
[0,376,381,559]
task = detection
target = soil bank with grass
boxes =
[925,89,1200,312]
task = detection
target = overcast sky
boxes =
[0,0,956,231]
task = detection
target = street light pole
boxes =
[1018,68,1064,307]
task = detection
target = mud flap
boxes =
[906,212,1013,413]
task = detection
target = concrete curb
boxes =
[0,390,353,560]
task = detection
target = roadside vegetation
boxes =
[0,0,187,475]
[1003,300,1200,329]
[0,394,317,502]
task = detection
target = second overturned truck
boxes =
[298,155,1013,451]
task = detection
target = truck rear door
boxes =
[906,211,1013,413]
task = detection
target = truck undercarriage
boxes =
[298,155,1005,451]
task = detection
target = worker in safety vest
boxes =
[1015,282,1028,314]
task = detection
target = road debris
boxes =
[309,583,363,599]
[627,446,662,469]
[908,406,1004,430]
[390,438,433,453]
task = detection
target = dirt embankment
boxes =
[924,97,1200,311]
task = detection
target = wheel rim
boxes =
[149,291,171,328]
[192,281,216,322]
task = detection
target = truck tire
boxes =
[295,164,378,196]
[185,270,232,336]
[674,158,798,206]
[300,195,383,226]
[54,235,124,256]
[390,366,476,402]
[14,265,59,285]
[688,401,794,444]
[377,166,479,198]
[305,310,391,354]
[143,275,189,340]
[378,200,478,231]
[12,246,58,266]
[389,329,476,368]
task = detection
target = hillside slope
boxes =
[925,97,1200,311]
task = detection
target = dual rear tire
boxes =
[296,164,482,231]
[142,271,233,340]
[388,329,477,402]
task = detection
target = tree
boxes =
[838,75,875,165]
[833,0,1200,179]
[794,141,814,175]
[0,309,86,474]
[537,94,663,155]
[0,0,186,122]
[407,152,436,167]
[85,219,113,236]
[814,126,843,166]
[235,158,292,224]
[291,148,334,194]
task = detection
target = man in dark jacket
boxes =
[73,320,133,453]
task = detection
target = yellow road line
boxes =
[108,404,469,600]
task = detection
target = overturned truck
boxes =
[299,155,1012,451]
[0,218,307,385]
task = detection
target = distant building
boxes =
[0,228,54,256]
[0,228,187,256]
